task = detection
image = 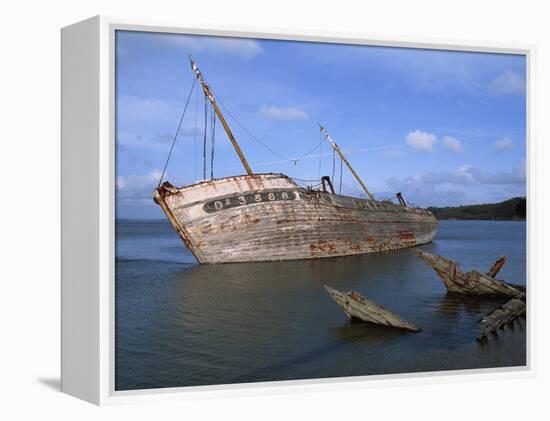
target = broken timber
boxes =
[487,255,506,278]
[324,285,421,332]
[411,249,523,297]
[477,298,526,341]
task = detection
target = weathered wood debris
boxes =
[324,285,421,332]
[477,298,526,341]
[411,249,523,297]
[487,255,507,278]
[411,249,526,341]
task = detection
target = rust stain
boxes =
[336,207,354,221]
[242,175,255,191]
[349,243,362,252]
[398,231,416,242]
[242,213,260,226]
[309,240,338,256]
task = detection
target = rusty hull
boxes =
[153,173,438,264]
[325,285,421,332]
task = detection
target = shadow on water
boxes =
[330,321,413,344]
[433,294,509,319]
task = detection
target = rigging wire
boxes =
[339,157,343,194]
[203,94,208,180]
[210,104,216,179]
[293,138,323,163]
[193,80,199,182]
[290,177,322,183]
[319,132,323,179]
[157,78,196,188]
[331,148,336,184]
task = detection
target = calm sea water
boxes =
[115,220,527,391]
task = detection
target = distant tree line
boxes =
[427,197,526,220]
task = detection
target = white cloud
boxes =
[258,104,309,121]
[488,71,525,95]
[399,161,525,187]
[405,130,437,152]
[117,170,164,201]
[442,136,463,154]
[383,161,526,207]
[493,137,514,152]
[162,35,263,59]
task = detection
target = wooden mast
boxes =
[319,125,375,200]
[190,57,253,176]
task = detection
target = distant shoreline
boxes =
[428,197,526,221]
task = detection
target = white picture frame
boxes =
[61,15,534,405]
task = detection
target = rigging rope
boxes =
[339,157,343,194]
[210,105,216,179]
[157,78,196,188]
[203,95,208,180]
[318,129,322,180]
[290,177,322,182]
[193,80,199,182]
[331,148,336,185]
[293,138,323,163]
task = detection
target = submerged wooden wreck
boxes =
[411,249,527,341]
[477,298,526,341]
[325,285,421,332]
[411,249,523,297]
[153,58,438,264]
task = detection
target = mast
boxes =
[189,57,253,176]
[319,125,375,201]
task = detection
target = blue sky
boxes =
[115,30,526,219]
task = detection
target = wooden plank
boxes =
[487,256,507,278]
[477,298,526,341]
[325,285,421,332]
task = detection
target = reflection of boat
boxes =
[153,58,438,264]
[324,285,421,332]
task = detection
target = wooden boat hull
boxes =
[154,173,438,264]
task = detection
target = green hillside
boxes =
[428,197,526,220]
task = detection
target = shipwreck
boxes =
[411,249,524,297]
[411,249,527,341]
[325,285,421,332]
[153,58,438,264]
